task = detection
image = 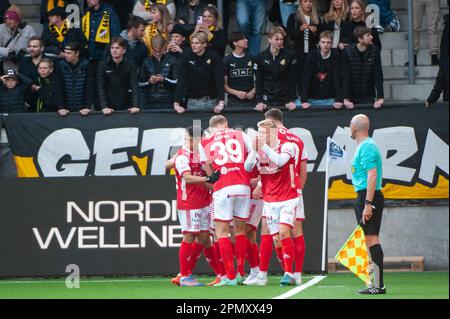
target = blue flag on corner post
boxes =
[327,138,347,165]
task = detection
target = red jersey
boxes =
[257,141,299,202]
[199,129,252,191]
[277,127,308,189]
[174,147,211,210]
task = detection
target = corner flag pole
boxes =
[321,137,331,273]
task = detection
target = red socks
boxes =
[275,246,285,271]
[235,235,247,276]
[204,246,221,276]
[294,235,305,273]
[218,237,236,280]
[259,235,273,272]
[246,238,259,268]
[281,238,295,274]
[213,242,226,276]
[179,241,192,277]
[188,241,203,275]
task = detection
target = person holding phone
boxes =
[192,4,227,57]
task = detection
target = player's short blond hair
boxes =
[257,119,277,129]
[209,115,228,128]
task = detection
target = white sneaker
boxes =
[293,273,302,286]
[244,273,268,286]
[243,272,258,285]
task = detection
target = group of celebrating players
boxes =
[167,107,308,287]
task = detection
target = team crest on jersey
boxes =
[207,59,212,64]
[221,167,228,175]
[351,166,355,174]
[279,128,287,134]
[280,59,286,65]
[248,61,252,67]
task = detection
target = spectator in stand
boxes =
[287,0,321,97]
[193,4,227,57]
[174,31,224,113]
[0,5,36,73]
[0,68,32,113]
[236,0,267,57]
[103,0,134,30]
[255,25,297,112]
[167,24,188,61]
[97,37,140,115]
[405,0,441,66]
[367,0,400,33]
[279,0,298,27]
[322,0,350,49]
[140,35,178,109]
[133,0,176,21]
[301,31,343,109]
[342,26,384,109]
[58,42,94,116]
[143,3,171,55]
[82,0,121,110]
[30,58,63,112]
[0,1,10,22]
[103,15,148,68]
[210,0,229,32]
[341,0,382,52]
[426,9,449,107]
[224,32,256,108]
[40,0,81,26]
[42,6,86,59]
[19,37,59,112]
[175,0,206,34]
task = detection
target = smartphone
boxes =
[197,16,203,25]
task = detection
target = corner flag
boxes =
[327,138,347,165]
[335,225,371,284]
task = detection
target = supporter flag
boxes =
[327,137,347,165]
[335,225,371,284]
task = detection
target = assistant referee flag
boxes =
[335,225,370,284]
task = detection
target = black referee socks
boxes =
[369,244,384,288]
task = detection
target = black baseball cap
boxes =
[170,24,188,38]
[4,68,19,80]
[64,41,81,52]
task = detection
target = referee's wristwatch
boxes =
[365,199,376,210]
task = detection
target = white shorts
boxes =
[296,195,305,221]
[178,206,211,234]
[263,197,299,235]
[247,199,264,230]
[212,184,250,222]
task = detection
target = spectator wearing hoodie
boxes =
[0,68,33,113]
[31,58,63,112]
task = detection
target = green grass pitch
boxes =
[0,272,447,299]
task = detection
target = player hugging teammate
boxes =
[169,109,308,287]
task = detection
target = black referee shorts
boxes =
[354,190,385,236]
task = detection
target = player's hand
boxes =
[206,171,221,184]
[362,205,373,223]
[252,186,262,200]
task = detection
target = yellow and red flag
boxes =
[335,225,370,284]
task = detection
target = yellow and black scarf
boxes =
[49,20,70,43]
[143,23,168,54]
[82,10,111,44]
[47,0,65,12]
[144,0,168,11]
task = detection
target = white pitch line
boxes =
[272,275,327,299]
[0,279,171,284]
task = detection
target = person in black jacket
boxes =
[301,31,343,109]
[255,25,297,112]
[59,41,94,116]
[42,6,86,59]
[322,0,350,49]
[97,37,140,115]
[140,35,178,109]
[0,68,32,113]
[174,31,225,113]
[286,0,321,96]
[30,58,63,112]
[167,24,188,61]
[0,0,10,22]
[342,26,384,109]
[40,0,81,25]
[426,12,449,107]
[192,4,227,57]
[340,0,382,52]
[175,0,206,34]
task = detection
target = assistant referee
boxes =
[350,114,386,295]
